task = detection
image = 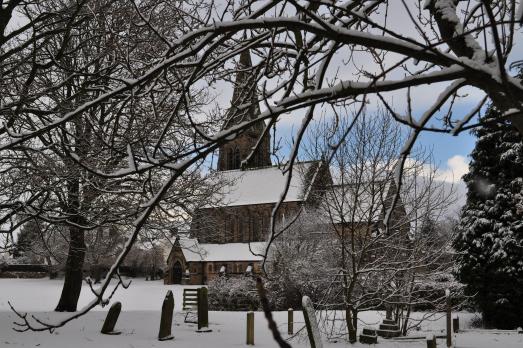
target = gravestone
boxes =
[359,327,378,344]
[158,290,174,341]
[196,287,212,332]
[385,305,393,320]
[426,334,437,348]
[302,296,323,348]
[452,315,459,333]
[101,301,122,335]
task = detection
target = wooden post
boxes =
[101,301,122,335]
[288,308,294,335]
[302,296,323,348]
[446,289,451,348]
[197,287,212,332]
[426,334,436,348]
[158,290,174,341]
[246,311,254,345]
[453,315,459,333]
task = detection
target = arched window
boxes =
[234,147,241,169]
[227,148,233,169]
[234,216,239,242]
[172,261,183,284]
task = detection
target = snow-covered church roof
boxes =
[177,238,266,262]
[204,161,320,208]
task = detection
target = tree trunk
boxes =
[346,307,357,343]
[55,225,86,312]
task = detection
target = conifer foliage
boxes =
[455,107,523,329]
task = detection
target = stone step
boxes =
[379,323,400,331]
[382,319,397,325]
[377,329,402,338]
[359,334,378,344]
[362,328,377,336]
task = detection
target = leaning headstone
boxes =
[302,296,323,348]
[158,290,174,341]
[196,287,212,332]
[101,301,122,335]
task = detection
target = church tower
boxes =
[217,50,271,171]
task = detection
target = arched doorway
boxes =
[172,261,183,284]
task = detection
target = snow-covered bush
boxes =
[208,276,259,311]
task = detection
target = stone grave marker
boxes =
[158,290,174,341]
[196,287,212,332]
[101,301,122,335]
[302,296,323,348]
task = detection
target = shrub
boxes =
[208,276,259,311]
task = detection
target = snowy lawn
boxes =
[1,279,521,347]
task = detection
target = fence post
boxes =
[288,308,294,335]
[446,289,451,348]
[246,311,254,345]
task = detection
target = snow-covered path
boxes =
[0,279,521,347]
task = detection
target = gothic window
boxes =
[234,147,241,169]
[249,214,254,241]
[252,215,260,241]
[227,148,233,169]
[223,217,228,242]
[234,215,239,242]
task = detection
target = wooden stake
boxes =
[446,289,451,347]
[246,311,254,345]
[288,308,293,335]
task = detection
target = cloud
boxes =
[437,155,469,183]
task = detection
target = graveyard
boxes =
[1,1,523,347]
[1,278,522,348]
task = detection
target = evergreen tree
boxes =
[455,106,523,329]
[12,221,39,259]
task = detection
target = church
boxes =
[164,51,330,285]
[163,51,408,285]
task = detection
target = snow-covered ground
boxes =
[1,279,521,347]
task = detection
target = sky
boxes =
[205,2,522,193]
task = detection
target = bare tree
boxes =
[267,111,457,342]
